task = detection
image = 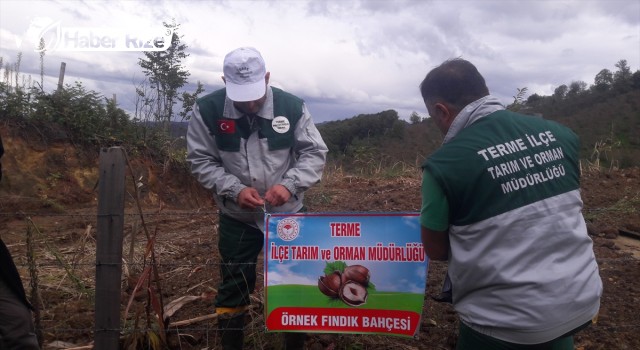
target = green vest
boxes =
[424,110,581,226]
[422,110,601,343]
[195,87,304,152]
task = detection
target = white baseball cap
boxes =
[223,47,267,102]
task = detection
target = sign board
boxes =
[264,213,428,338]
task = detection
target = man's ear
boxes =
[433,103,449,119]
[265,72,270,85]
[431,102,458,135]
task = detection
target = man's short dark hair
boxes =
[419,58,490,109]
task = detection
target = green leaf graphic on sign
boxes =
[324,260,347,275]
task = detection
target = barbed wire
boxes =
[36,323,640,335]
[7,255,636,271]
[0,206,634,219]
[0,211,220,218]
[2,206,637,271]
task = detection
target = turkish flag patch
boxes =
[217,120,236,134]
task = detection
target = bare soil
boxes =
[0,132,639,349]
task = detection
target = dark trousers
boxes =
[215,214,307,349]
[215,214,265,309]
[0,279,39,350]
[456,322,573,350]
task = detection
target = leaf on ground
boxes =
[164,294,206,318]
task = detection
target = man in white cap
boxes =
[187,47,328,350]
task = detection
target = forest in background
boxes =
[1,23,639,175]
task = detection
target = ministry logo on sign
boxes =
[277,218,300,241]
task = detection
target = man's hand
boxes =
[237,187,265,209]
[264,184,292,207]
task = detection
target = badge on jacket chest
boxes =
[272,116,290,134]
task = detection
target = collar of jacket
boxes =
[224,85,275,120]
[443,95,505,144]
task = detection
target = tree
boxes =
[553,84,568,100]
[632,70,640,90]
[613,59,632,92]
[317,110,403,155]
[593,69,613,92]
[14,52,22,88]
[567,81,587,97]
[614,59,632,81]
[138,21,190,128]
[507,87,528,111]
[179,81,205,121]
[38,38,45,91]
[409,111,422,124]
[526,93,543,105]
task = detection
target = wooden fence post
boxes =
[57,62,66,91]
[95,147,125,349]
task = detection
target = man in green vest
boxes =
[419,59,602,349]
[187,47,328,350]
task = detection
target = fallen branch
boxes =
[620,229,640,241]
[170,313,219,327]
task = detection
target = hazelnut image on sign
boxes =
[317,262,371,307]
[341,264,370,287]
[318,271,342,298]
[339,280,368,306]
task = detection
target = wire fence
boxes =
[1,206,639,349]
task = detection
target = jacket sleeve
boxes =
[186,103,246,201]
[280,103,328,195]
